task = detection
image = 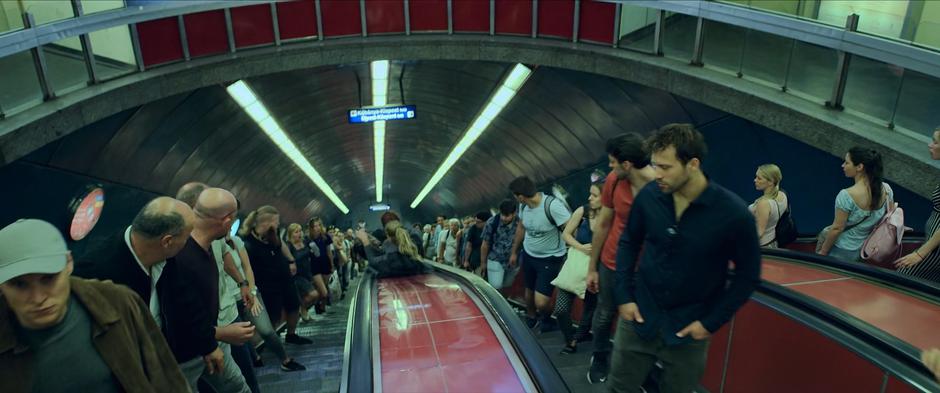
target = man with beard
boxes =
[609,124,761,393]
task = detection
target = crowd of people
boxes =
[411,124,940,391]
[0,180,404,392]
[1,124,939,393]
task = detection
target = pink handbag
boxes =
[860,201,911,268]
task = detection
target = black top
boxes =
[310,235,333,271]
[159,236,219,362]
[467,225,484,264]
[289,242,313,280]
[614,181,761,345]
[243,233,292,289]
[74,233,154,305]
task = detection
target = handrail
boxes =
[762,248,940,300]
[339,269,375,393]
[427,261,570,393]
[607,0,940,79]
[754,284,940,391]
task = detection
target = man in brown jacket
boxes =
[0,219,189,393]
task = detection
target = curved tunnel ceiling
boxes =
[18,60,723,224]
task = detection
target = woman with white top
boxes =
[817,147,894,262]
[749,164,788,248]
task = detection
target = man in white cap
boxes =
[0,219,189,393]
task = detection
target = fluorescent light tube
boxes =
[372,60,389,202]
[410,64,532,208]
[225,80,349,214]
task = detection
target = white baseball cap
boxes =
[0,219,68,284]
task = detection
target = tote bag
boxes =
[550,248,589,299]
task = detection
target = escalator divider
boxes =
[762,249,940,299]
[756,281,938,388]
[426,260,570,393]
[340,270,376,393]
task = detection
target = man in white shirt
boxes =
[509,176,571,332]
[75,196,195,326]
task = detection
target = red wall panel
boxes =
[409,0,447,32]
[183,10,228,58]
[453,0,488,33]
[538,0,574,39]
[366,0,405,34]
[320,0,362,37]
[723,302,886,392]
[232,4,275,48]
[495,0,531,36]
[701,323,731,392]
[137,17,183,67]
[578,0,615,44]
[276,0,318,40]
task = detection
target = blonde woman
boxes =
[286,223,318,322]
[240,206,312,346]
[307,217,333,313]
[355,221,427,277]
[750,164,789,248]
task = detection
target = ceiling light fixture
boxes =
[410,63,533,209]
[372,60,390,202]
[226,80,350,214]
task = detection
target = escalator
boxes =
[340,262,568,393]
[341,252,940,392]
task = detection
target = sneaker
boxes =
[285,334,313,345]
[253,356,264,368]
[560,342,577,355]
[280,359,307,372]
[587,352,610,384]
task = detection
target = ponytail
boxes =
[756,164,782,202]
[848,147,885,208]
[238,210,258,237]
[239,205,279,237]
[386,221,420,261]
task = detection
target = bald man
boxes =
[76,196,195,326]
[176,182,208,208]
[161,188,252,393]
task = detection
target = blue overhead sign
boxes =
[348,105,416,124]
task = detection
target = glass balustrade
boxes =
[0,0,936,141]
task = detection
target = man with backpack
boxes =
[509,176,571,332]
[481,200,522,291]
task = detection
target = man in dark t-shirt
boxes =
[463,211,491,275]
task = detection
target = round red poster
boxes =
[70,188,105,241]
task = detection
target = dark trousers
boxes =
[592,264,618,354]
[230,314,261,393]
[608,320,710,393]
[554,289,597,343]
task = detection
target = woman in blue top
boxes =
[818,147,894,262]
[554,180,603,354]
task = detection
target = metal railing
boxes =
[0,0,937,142]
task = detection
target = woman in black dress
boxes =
[307,217,333,313]
[240,206,311,345]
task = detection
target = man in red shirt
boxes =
[585,133,655,384]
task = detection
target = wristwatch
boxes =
[238,280,249,288]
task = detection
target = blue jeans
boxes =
[486,259,520,289]
[829,246,861,263]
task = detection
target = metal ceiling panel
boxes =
[20,60,708,224]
